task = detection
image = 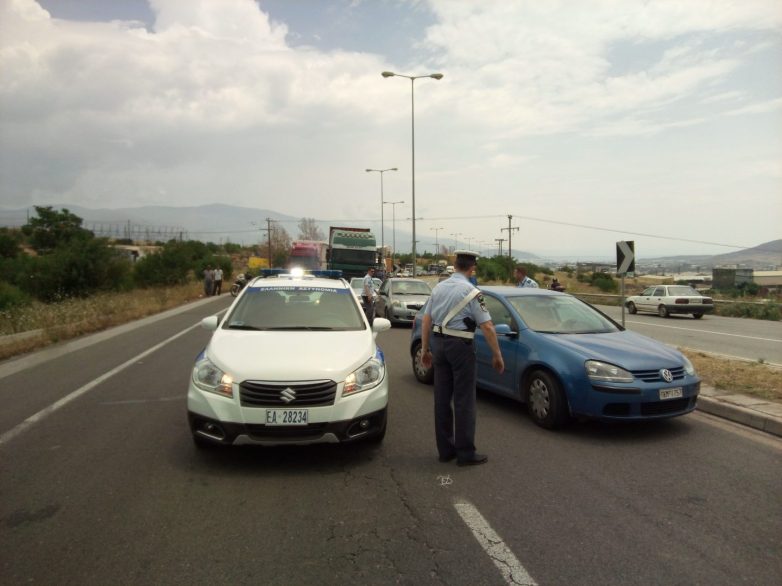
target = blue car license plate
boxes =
[659,387,683,400]
[266,409,308,425]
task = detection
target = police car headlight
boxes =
[192,357,234,397]
[391,300,403,308]
[585,360,633,383]
[682,355,696,376]
[344,356,385,396]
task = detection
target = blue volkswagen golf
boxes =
[410,287,700,429]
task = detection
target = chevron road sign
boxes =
[616,241,635,275]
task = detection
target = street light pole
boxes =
[365,167,397,257]
[431,226,444,262]
[384,200,404,272]
[451,232,462,252]
[382,70,443,277]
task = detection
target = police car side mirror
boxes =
[201,315,219,331]
[494,323,517,337]
[372,317,391,337]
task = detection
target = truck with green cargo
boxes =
[327,227,379,279]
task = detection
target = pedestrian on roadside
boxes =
[421,251,504,466]
[515,265,539,288]
[362,266,377,325]
[213,266,223,295]
[203,265,214,297]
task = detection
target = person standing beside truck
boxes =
[362,266,378,325]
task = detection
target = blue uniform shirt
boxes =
[425,273,491,331]
[517,276,539,288]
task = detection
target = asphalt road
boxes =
[1,297,781,585]
[594,304,782,365]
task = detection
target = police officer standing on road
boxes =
[362,266,377,325]
[421,251,504,466]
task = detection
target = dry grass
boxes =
[0,283,204,361]
[683,350,782,402]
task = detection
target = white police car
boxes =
[187,270,391,448]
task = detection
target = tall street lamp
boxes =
[451,232,462,252]
[382,70,443,277]
[365,167,397,257]
[430,226,444,262]
[384,200,404,271]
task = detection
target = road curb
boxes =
[697,395,782,438]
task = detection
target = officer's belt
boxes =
[432,325,474,339]
[433,287,481,340]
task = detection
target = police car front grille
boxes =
[406,303,424,310]
[630,367,685,383]
[240,380,337,407]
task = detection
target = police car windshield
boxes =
[508,295,619,334]
[224,287,364,331]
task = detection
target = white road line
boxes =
[625,319,782,343]
[454,500,537,586]
[0,323,200,447]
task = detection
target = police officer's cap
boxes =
[454,249,480,265]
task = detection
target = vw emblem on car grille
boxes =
[660,369,674,383]
[280,387,296,404]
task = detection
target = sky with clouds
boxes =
[0,0,780,258]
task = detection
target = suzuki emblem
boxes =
[280,387,296,403]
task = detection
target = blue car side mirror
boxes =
[495,323,517,337]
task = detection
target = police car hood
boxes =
[206,329,375,382]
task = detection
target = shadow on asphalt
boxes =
[474,385,696,444]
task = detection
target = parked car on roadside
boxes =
[188,272,391,448]
[374,278,432,325]
[410,287,700,429]
[625,285,714,319]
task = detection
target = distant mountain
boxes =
[710,239,782,267]
[0,203,540,258]
[6,204,774,265]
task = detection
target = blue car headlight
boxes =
[585,360,633,383]
[344,354,385,396]
[682,355,696,376]
[192,357,234,397]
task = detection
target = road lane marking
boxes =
[454,500,537,586]
[0,323,200,447]
[624,319,781,344]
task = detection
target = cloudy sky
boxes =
[1,0,780,258]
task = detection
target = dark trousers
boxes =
[214,280,222,295]
[431,335,477,459]
[362,296,374,325]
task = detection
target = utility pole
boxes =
[501,215,519,260]
[495,238,506,256]
[266,218,274,268]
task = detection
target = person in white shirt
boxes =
[515,265,539,288]
[361,267,377,324]
[213,267,223,295]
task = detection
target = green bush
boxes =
[0,281,30,310]
[590,272,618,293]
[716,302,780,321]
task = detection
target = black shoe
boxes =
[438,453,456,463]
[457,453,488,466]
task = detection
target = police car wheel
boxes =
[412,341,434,385]
[658,305,669,318]
[627,302,637,314]
[526,370,569,429]
[692,313,703,319]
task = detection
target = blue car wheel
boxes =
[526,370,569,429]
